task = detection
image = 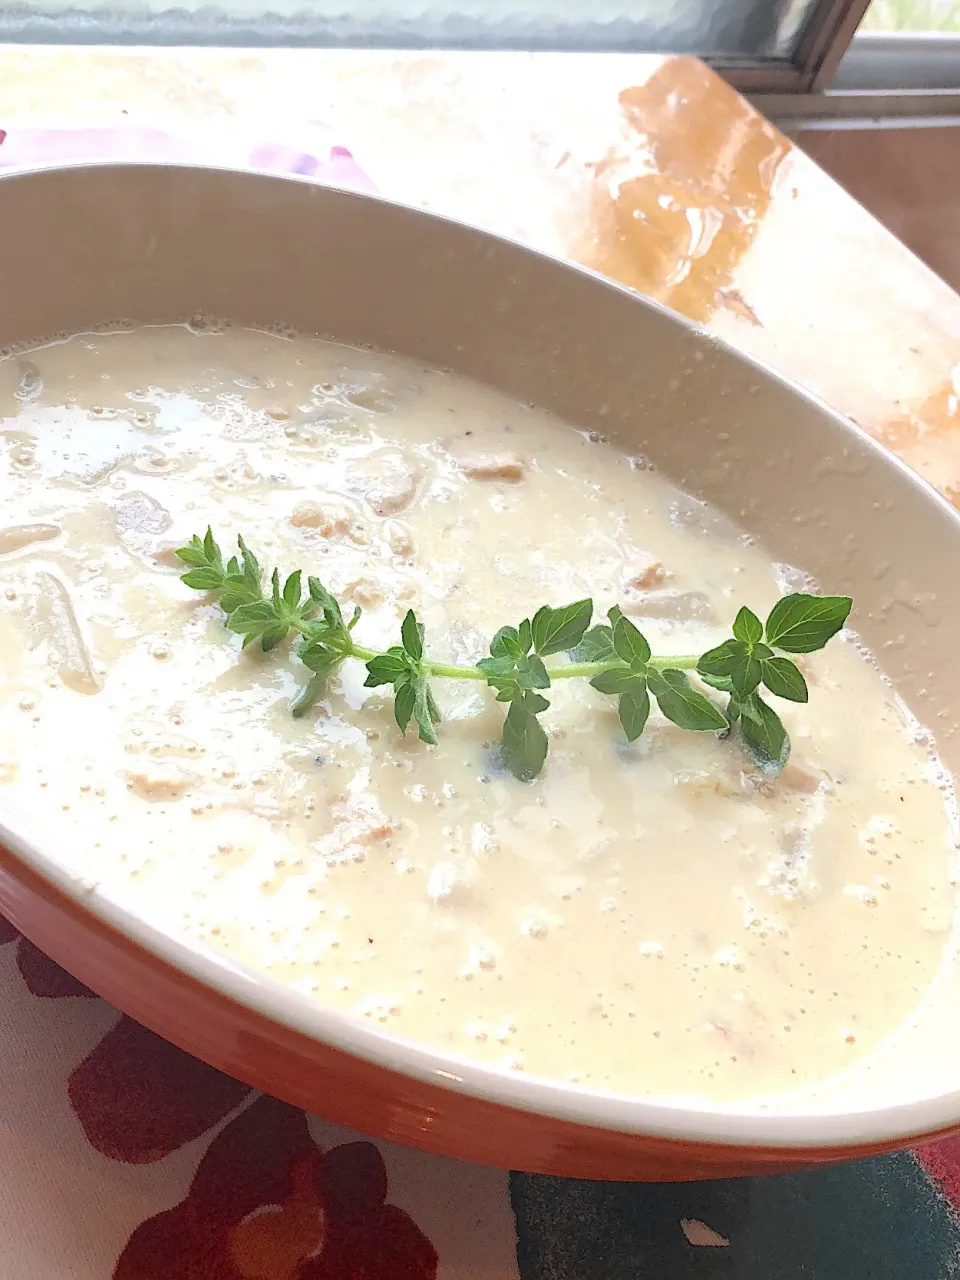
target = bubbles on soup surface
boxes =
[258,320,300,341]
[185,312,234,336]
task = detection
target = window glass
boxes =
[0,0,826,56]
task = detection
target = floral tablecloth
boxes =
[2,123,960,1280]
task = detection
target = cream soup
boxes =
[0,324,955,1104]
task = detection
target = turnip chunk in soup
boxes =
[0,323,955,1104]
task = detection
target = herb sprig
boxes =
[177,530,851,782]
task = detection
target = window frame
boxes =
[747,29,960,126]
[724,0,873,92]
[832,31,960,92]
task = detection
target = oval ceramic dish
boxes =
[1,163,960,1181]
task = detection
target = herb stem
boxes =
[295,617,701,683]
[292,630,490,681]
[344,648,701,684]
[557,654,700,680]
[415,660,491,681]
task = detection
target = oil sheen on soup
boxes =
[0,324,955,1105]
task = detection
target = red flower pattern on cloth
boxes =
[0,922,438,1275]
[69,1017,253,1163]
[17,935,96,998]
[0,919,252,1159]
[113,1095,438,1279]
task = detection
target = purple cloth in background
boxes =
[0,127,376,191]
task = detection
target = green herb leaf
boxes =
[517,654,551,691]
[590,667,641,696]
[732,606,763,648]
[237,536,261,587]
[362,613,441,745]
[612,614,651,667]
[300,642,343,678]
[648,668,728,731]
[697,638,745,680]
[575,625,616,662]
[282,570,303,611]
[517,618,533,656]
[219,582,262,614]
[760,656,809,703]
[412,676,440,745]
[175,537,213,570]
[290,671,329,719]
[738,691,789,762]
[202,527,223,570]
[176,530,232,591]
[699,636,766,699]
[490,626,523,661]
[364,651,408,687]
[765,593,852,653]
[483,678,520,702]
[401,609,424,662]
[259,622,290,653]
[531,599,593,656]
[307,576,345,631]
[426,683,441,724]
[177,532,264,621]
[226,599,285,638]
[269,568,283,612]
[393,678,416,734]
[699,670,736,694]
[180,566,227,591]
[618,685,650,742]
[731,655,763,698]
[501,693,549,781]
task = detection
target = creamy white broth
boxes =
[0,323,955,1105]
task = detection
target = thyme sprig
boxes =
[177,529,851,781]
